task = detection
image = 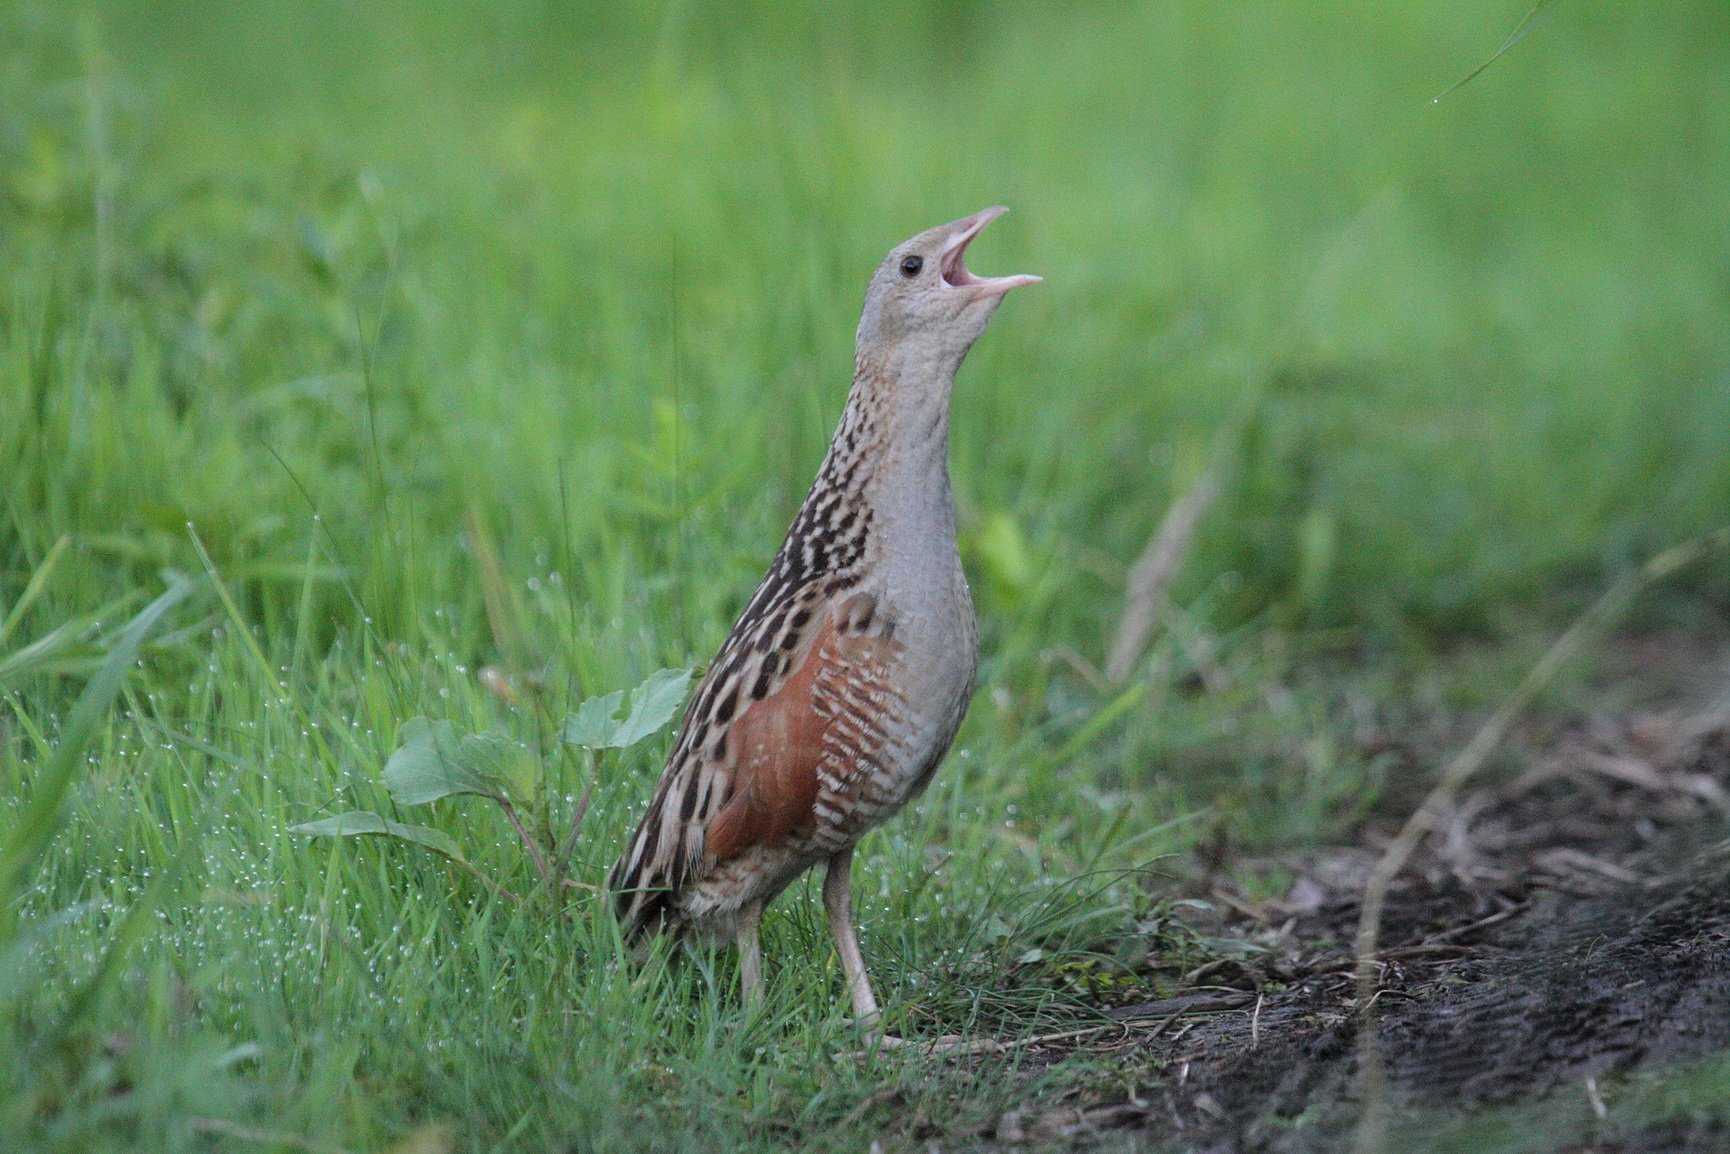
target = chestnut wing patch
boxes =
[706,595,900,862]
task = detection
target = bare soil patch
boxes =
[989,646,1730,1152]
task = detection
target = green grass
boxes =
[3,2,1729,1150]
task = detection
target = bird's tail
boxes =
[608,802,680,941]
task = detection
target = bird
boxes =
[609,206,1039,1037]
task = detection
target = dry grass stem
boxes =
[497,798,554,888]
[189,1118,351,1154]
[1106,459,1227,684]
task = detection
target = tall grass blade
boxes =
[0,534,70,649]
[0,577,190,942]
[1432,0,1563,103]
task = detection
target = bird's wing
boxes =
[609,577,901,934]
[706,593,904,861]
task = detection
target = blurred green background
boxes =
[8,1,1727,640]
[3,2,1729,1151]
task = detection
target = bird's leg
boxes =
[822,848,882,1027]
[736,900,764,1008]
[825,849,1003,1058]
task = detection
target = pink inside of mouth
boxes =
[937,210,1039,293]
[940,230,985,287]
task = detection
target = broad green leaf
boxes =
[289,811,467,863]
[611,667,695,747]
[561,668,693,750]
[560,689,624,748]
[382,718,534,805]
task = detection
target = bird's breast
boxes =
[865,550,977,765]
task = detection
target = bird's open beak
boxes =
[940,206,1042,297]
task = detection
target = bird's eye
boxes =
[899,255,924,278]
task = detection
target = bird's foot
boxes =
[845,1025,1004,1058]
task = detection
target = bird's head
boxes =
[855,206,1040,376]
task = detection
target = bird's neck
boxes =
[793,352,958,573]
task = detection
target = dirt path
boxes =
[988,662,1730,1152]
